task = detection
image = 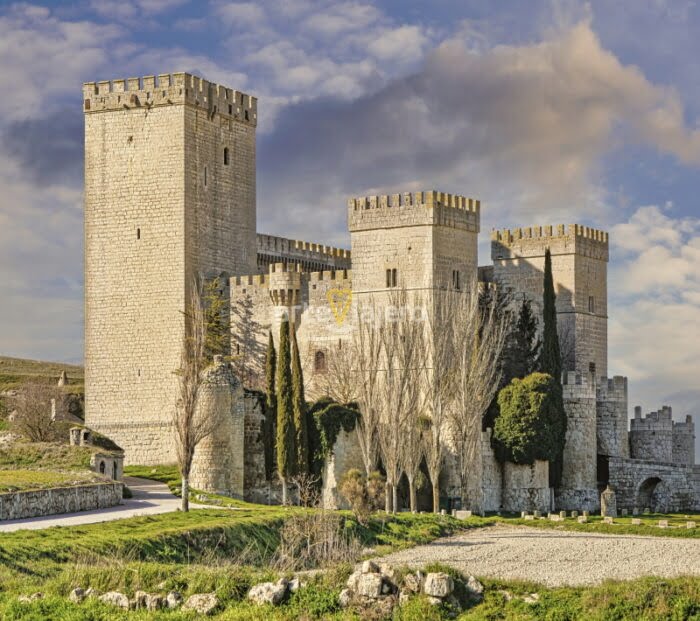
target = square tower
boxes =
[491,225,609,377]
[348,191,480,298]
[83,73,257,464]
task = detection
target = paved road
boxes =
[0,477,204,533]
[380,524,700,586]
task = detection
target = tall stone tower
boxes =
[83,73,257,464]
[348,191,480,298]
[491,225,609,377]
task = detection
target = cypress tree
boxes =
[291,326,309,474]
[263,331,277,480]
[537,248,567,486]
[538,249,562,380]
[203,277,229,361]
[276,316,296,504]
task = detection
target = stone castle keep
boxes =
[83,72,699,513]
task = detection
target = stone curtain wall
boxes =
[502,460,551,513]
[672,416,696,467]
[557,372,599,511]
[256,234,351,273]
[491,225,609,377]
[84,74,257,465]
[321,428,365,510]
[608,457,695,512]
[0,482,122,521]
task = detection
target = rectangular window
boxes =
[386,268,398,288]
[452,269,460,289]
[588,295,595,313]
[386,269,391,288]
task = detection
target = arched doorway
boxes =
[636,477,669,512]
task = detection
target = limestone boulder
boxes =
[68,588,86,604]
[130,591,148,610]
[356,573,383,599]
[423,573,454,598]
[145,594,165,611]
[165,591,184,609]
[99,591,130,610]
[465,576,484,603]
[182,593,219,615]
[247,581,288,606]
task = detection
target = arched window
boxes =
[224,147,230,165]
[314,350,327,373]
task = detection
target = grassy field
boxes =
[0,469,103,492]
[0,355,84,393]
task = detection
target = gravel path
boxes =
[379,524,700,586]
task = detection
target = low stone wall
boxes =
[322,428,364,510]
[0,482,123,521]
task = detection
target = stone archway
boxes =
[636,477,670,513]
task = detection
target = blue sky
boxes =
[0,0,698,440]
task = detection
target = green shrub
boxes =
[493,372,562,464]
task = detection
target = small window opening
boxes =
[588,295,595,313]
[136,228,140,240]
[224,147,229,165]
[589,362,596,376]
[452,269,461,290]
[386,269,391,288]
[228,104,233,115]
[392,268,398,288]
[204,166,207,186]
[244,110,249,121]
[99,461,105,474]
[314,350,327,373]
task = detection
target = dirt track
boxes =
[379,524,700,586]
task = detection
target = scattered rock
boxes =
[523,593,540,604]
[166,591,184,609]
[68,588,86,604]
[338,588,352,608]
[356,573,383,598]
[130,591,148,610]
[362,560,379,574]
[247,581,288,606]
[427,596,443,606]
[85,588,101,599]
[99,591,130,610]
[464,575,484,603]
[18,593,44,603]
[403,571,423,593]
[182,593,219,615]
[498,590,514,602]
[288,577,301,593]
[346,569,362,592]
[423,573,454,598]
[398,589,412,606]
[145,594,165,611]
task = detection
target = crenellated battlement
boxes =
[309,269,352,283]
[83,73,257,126]
[348,190,480,233]
[597,375,628,400]
[491,224,609,262]
[632,406,674,427]
[257,234,350,260]
[232,273,268,288]
[348,190,480,213]
[561,371,597,399]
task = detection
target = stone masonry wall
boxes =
[596,376,629,458]
[0,482,122,521]
[502,460,551,513]
[557,372,599,511]
[608,457,695,512]
[672,415,695,467]
[322,428,365,510]
[84,73,257,465]
[190,359,245,497]
[491,225,608,377]
[630,407,674,463]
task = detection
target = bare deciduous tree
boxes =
[321,340,358,405]
[350,297,383,476]
[449,288,508,512]
[377,289,423,513]
[11,382,61,442]
[421,291,458,513]
[173,279,224,512]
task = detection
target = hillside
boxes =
[0,356,84,394]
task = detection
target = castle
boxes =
[83,73,699,513]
